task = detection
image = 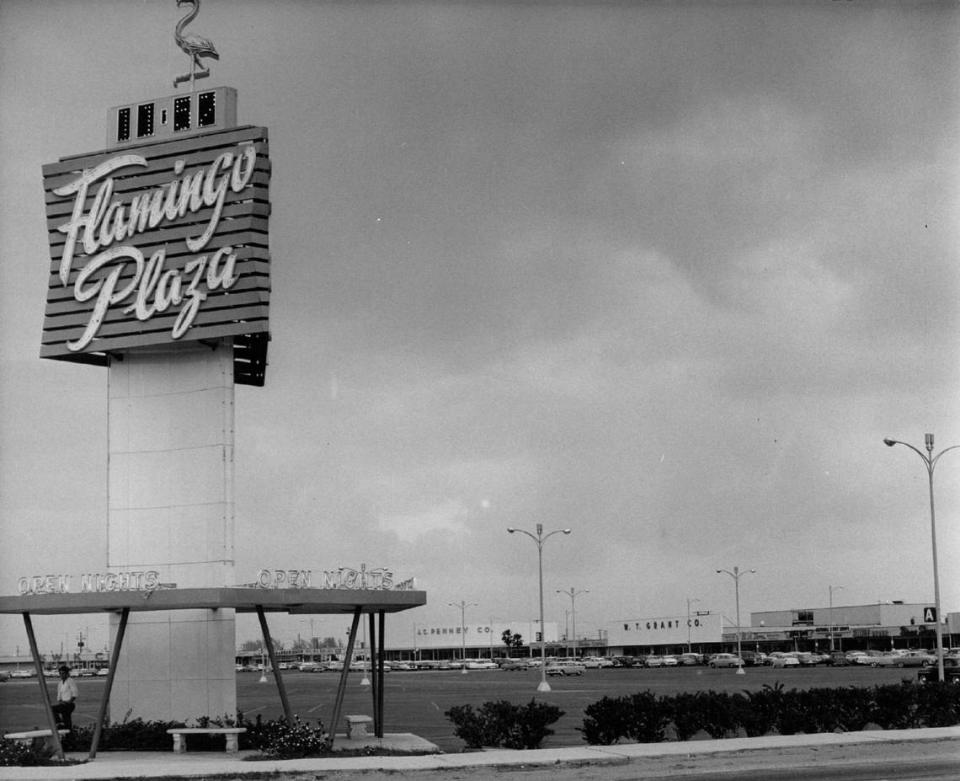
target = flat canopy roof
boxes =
[0,587,426,616]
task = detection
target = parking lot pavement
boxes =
[0,727,957,781]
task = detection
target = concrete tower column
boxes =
[106,339,236,722]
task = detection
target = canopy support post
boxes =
[328,607,361,749]
[89,607,129,759]
[377,611,385,737]
[23,612,65,762]
[256,605,294,724]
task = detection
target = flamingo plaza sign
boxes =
[40,122,271,386]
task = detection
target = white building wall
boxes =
[606,612,722,648]
[408,620,558,652]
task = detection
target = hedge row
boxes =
[445,700,564,749]
[0,712,329,766]
[580,682,960,744]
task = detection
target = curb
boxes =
[0,726,958,780]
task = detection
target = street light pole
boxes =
[884,434,960,683]
[449,600,477,675]
[508,524,571,692]
[686,597,701,653]
[556,587,588,659]
[828,585,844,652]
[716,566,755,675]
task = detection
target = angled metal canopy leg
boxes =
[256,605,294,724]
[377,611,385,737]
[328,607,361,749]
[23,612,64,762]
[89,607,129,759]
[368,612,379,735]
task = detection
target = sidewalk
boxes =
[1,726,958,780]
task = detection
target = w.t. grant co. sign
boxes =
[40,124,271,386]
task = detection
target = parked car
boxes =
[708,653,743,668]
[796,652,824,666]
[661,655,679,667]
[769,653,800,668]
[739,650,765,666]
[297,661,322,672]
[0,670,9,682]
[845,651,869,665]
[9,669,35,678]
[678,653,703,666]
[824,651,849,666]
[545,661,585,676]
[465,659,498,670]
[901,651,936,667]
[918,657,960,684]
[875,651,934,668]
[644,655,664,668]
[391,661,414,671]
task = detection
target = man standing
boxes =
[52,665,78,730]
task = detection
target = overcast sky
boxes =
[1,0,959,656]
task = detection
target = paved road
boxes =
[277,741,960,781]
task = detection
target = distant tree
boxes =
[240,639,260,652]
[502,630,524,654]
[291,637,312,653]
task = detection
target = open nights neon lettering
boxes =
[53,144,256,350]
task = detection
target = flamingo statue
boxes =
[173,0,219,89]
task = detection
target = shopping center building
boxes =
[348,602,959,662]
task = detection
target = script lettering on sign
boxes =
[17,570,170,595]
[252,564,411,591]
[52,146,256,350]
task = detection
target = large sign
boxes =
[251,565,417,591]
[41,124,271,386]
[17,570,173,595]
[606,612,722,648]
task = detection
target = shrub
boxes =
[915,681,960,727]
[445,699,563,750]
[0,738,39,767]
[254,715,330,759]
[668,692,705,741]
[832,686,875,732]
[506,700,565,749]
[580,696,630,745]
[579,691,668,744]
[60,717,186,753]
[697,691,738,739]
[872,683,922,730]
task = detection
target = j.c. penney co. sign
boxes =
[40,125,271,386]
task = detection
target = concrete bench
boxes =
[3,729,69,750]
[166,727,246,754]
[345,714,373,739]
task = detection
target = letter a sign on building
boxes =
[923,606,937,623]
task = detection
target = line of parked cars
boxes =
[705,649,946,669]
[235,648,959,675]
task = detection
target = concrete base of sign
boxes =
[106,341,237,723]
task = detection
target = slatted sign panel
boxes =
[41,125,271,386]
